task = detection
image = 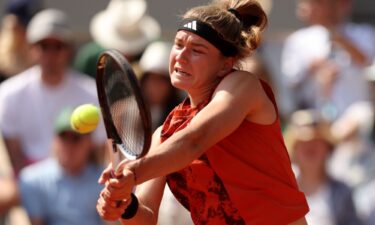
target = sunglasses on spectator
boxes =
[58,131,87,143]
[38,41,68,52]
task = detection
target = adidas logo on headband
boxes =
[178,18,237,56]
[183,20,197,31]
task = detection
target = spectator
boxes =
[138,41,183,131]
[73,0,161,78]
[281,0,375,120]
[0,8,104,174]
[285,109,362,225]
[327,61,375,188]
[18,107,105,225]
[355,179,375,225]
[0,0,42,83]
[369,211,375,225]
[336,61,375,222]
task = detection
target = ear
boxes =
[217,56,236,77]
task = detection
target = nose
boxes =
[175,47,189,63]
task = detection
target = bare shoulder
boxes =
[215,70,263,96]
[213,70,276,124]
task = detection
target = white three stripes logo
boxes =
[183,21,197,30]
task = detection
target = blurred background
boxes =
[1,0,375,36]
[1,0,375,225]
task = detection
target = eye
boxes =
[174,41,184,49]
[192,48,205,54]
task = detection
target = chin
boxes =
[58,160,70,169]
[171,78,187,91]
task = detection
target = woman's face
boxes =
[31,38,72,75]
[54,131,92,173]
[169,31,231,93]
[294,138,331,172]
[142,73,172,105]
[297,0,348,26]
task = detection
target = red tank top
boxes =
[161,80,309,225]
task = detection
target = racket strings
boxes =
[104,64,145,157]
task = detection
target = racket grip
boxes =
[108,139,122,173]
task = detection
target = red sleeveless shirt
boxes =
[161,80,309,225]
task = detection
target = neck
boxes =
[64,162,87,176]
[188,80,221,108]
[322,21,344,32]
[298,168,328,195]
[41,69,66,87]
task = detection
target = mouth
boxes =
[174,67,191,77]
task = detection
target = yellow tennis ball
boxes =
[70,104,100,134]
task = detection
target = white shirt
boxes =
[18,158,104,225]
[0,66,105,162]
[329,101,375,186]
[282,23,375,117]
[354,180,375,219]
[305,185,335,225]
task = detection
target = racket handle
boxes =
[107,139,122,173]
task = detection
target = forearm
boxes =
[0,178,20,214]
[4,137,27,174]
[119,202,157,225]
[332,36,368,66]
[133,128,202,185]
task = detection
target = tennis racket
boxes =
[96,49,152,174]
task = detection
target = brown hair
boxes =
[182,0,267,59]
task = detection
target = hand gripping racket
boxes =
[96,49,152,174]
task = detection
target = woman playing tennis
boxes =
[96,0,309,224]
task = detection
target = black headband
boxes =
[177,18,237,57]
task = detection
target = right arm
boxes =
[97,127,167,225]
[4,137,27,175]
[0,89,27,174]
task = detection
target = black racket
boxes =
[96,49,152,173]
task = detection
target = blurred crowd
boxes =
[0,0,374,225]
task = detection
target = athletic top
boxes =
[162,80,309,225]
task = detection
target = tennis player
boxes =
[96,0,309,224]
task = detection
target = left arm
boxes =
[126,71,275,185]
[331,33,368,66]
[0,177,19,215]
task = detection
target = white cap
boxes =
[90,0,161,56]
[26,8,72,44]
[139,41,172,75]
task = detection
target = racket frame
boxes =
[96,49,152,168]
